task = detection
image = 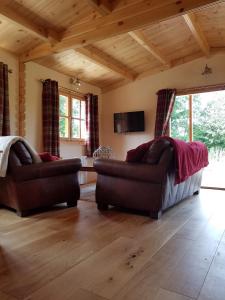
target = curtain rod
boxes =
[39,79,85,96]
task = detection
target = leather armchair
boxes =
[94,140,202,219]
[0,141,81,216]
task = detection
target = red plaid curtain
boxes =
[42,79,60,156]
[154,89,176,138]
[85,93,99,157]
[0,62,10,136]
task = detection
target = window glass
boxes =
[59,117,69,138]
[72,119,80,139]
[170,95,189,142]
[59,95,69,116]
[81,101,86,120]
[72,98,80,118]
[81,120,86,139]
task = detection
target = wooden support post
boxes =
[18,62,26,137]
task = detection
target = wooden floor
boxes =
[0,188,225,300]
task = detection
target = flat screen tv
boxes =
[114,111,145,133]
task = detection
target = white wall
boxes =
[101,53,225,160]
[25,62,101,159]
[0,48,19,135]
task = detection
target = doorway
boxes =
[170,90,225,189]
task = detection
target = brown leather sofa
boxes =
[0,141,81,216]
[94,139,203,219]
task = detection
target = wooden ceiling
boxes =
[0,0,225,92]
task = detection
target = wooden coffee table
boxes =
[80,166,95,172]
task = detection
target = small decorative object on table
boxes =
[93,146,112,159]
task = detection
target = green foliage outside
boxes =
[170,95,189,142]
[171,92,225,161]
[72,119,79,138]
[59,95,68,138]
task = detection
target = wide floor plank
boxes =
[0,188,224,300]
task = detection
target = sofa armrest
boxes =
[12,158,81,182]
[94,159,166,184]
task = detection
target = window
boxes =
[59,91,86,141]
[170,90,225,189]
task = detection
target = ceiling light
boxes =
[202,64,212,76]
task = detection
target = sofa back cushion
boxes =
[126,141,152,162]
[8,150,22,173]
[11,141,33,165]
[142,139,171,164]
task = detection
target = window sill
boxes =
[60,138,86,146]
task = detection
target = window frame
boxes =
[59,89,86,142]
[170,83,225,142]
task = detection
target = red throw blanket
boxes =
[126,136,209,184]
[163,137,209,184]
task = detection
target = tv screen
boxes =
[114,111,145,133]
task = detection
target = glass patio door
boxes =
[170,90,225,189]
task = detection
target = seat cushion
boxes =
[142,139,171,164]
[11,141,33,165]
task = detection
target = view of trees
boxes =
[171,91,225,188]
[171,92,225,152]
[59,95,68,138]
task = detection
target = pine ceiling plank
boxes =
[0,5,60,42]
[128,30,170,66]
[62,0,222,41]
[102,51,205,93]
[85,0,112,15]
[20,0,222,62]
[75,45,137,80]
[183,13,210,56]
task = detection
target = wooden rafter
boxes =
[183,13,210,56]
[87,1,170,67]
[128,30,170,66]
[20,0,221,62]
[76,45,137,80]
[85,0,112,15]
[102,51,205,93]
[0,5,60,42]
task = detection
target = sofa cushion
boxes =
[39,152,60,162]
[8,149,22,172]
[142,139,171,164]
[11,141,33,165]
[126,141,152,162]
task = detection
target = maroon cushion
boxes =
[11,141,33,165]
[126,141,153,162]
[39,152,60,162]
[142,139,171,164]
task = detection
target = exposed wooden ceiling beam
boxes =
[0,0,8,9]
[0,5,60,42]
[128,30,170,66]
[87,1,170,67]
[183,13,210,56]
[20,0,221,62]
[86,0,112,15]
[102,51,205,93]
[76,45,137,80]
